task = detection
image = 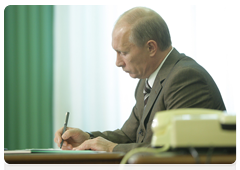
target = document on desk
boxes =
[4,148,106,154]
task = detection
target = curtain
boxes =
[53,6,139,145]
[53,5,239,149]
[4,5,53,150]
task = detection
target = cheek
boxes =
[126,58,138,69]
[128,54,140,65]
[130,54,145,67]
[126,51,145,69]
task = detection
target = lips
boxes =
[122,68,128,73]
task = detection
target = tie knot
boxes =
[143,79,151,94]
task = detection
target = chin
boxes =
[129,73,139,79]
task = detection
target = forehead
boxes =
[112,25,132,50]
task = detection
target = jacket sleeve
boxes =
[91,104,139,144]
[90,80,145,153]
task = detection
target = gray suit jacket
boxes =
[91,48,226,153]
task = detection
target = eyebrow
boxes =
[112,41,132,53]
[115,49,128,54]
[115,49,122,53]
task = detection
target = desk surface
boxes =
[5,152,125,164]
[127,152,236,164]
[5,151,236,164]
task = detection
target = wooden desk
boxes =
[4,152,125,164]
[127,152,236,164]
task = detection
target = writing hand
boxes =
[54,127,90,150]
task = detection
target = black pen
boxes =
[60,112,70,149]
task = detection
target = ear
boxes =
[147,40,158,57]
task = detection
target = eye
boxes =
[121,52,127,56]
[115,50,127,56]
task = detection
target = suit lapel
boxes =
[141,78,163,124]
[141,48,185,124]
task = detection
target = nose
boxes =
[116,53,125,67]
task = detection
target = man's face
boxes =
[112,25,150,79]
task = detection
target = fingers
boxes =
[54,127,64,147]
[54,127,89,150]
[73,140,92,151]
[73,137,117,152]
[61,128,77,140]
[61,141,73,150]
[54,127,73,148]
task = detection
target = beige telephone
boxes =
[121,108,236,164]
[151,108,236,150]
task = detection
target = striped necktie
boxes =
[143,79,151,107]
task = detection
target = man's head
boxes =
[112,7,172,79]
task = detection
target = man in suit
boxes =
[54,7,225,153]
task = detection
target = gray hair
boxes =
[115,7,172,51]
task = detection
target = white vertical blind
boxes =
[53,4,239,148]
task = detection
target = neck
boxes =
[145,45,173,78]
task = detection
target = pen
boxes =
[60,112,70,149]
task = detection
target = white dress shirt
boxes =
[147,47,174,88]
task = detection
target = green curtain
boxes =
[4,5,53,150]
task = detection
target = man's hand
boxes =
[73,137,118,152]
[54,127,90,150]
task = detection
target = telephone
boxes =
[151,108,236,149]
[120,108,236,164]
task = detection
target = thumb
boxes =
[62,128,74,140]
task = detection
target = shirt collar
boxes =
[147,47,174,87]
